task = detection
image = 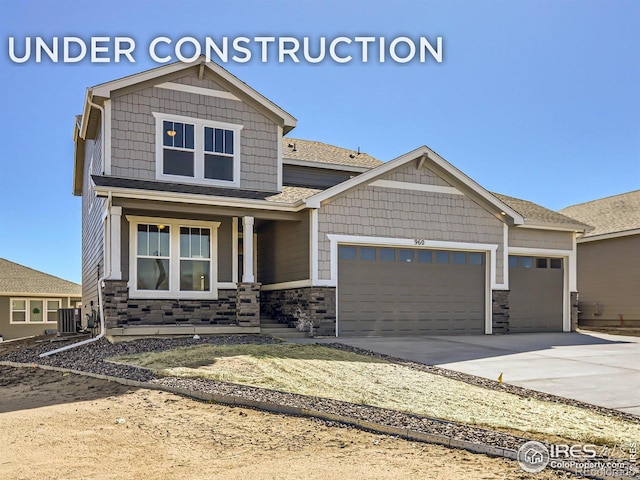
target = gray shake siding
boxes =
[385,164,453,186]
[109,73,279,192]
[81,126,106,316]
[508,228,573,250]
[257,213,310,284]
[577,235,640,321]
[119,211,234,283]
[317,183,505,283]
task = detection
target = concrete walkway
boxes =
[310,331,640,415]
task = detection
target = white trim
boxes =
[283,157,371,173]
[493,223,510,290]
[9,298,61,324]
[231,217,238,284]
[104,99,112,175]
[155,81,241,101]
[577,228,640,243]
[507,246,575,332]
[327,235,497,336]
[327,234,498,286]
[218,282,238,290]
[369,179,463,196]
[126,215,221,300]
[103,215,111,278]
[94,185,305,211]
[153,111,242,188]
[90,59,296,131]
[242,216,255,283]
[518,223,589,233]
[310,209,319,284]
[260,280,313,291]
[109,206,122,280]
[305,146,524,225]
[277,126,283,191]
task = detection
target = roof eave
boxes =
[93,183,307,211]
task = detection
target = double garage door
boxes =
[338,245,486,336]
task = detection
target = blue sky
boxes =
[0,0,638,284]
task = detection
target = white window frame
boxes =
[153,112,242,188]
[127,215,221,300]
[10,298,61,324]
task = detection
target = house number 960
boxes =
[414,239,425,246]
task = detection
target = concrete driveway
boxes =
[313,331,640,415]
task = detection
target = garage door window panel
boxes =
[380,248,395,262]
[360,247,376,261]
[435,251,449,264]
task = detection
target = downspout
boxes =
[41,100,107,358]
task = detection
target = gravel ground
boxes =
[1,334,638,477]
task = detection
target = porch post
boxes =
[109,206,122,280]
[242,216,255,283]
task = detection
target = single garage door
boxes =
[338,245,485,336]
[508,256,564,332]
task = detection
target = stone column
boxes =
[102,280,128,329]
[236,282,261,327]
[492,290,510,334]
[570,291,579,331]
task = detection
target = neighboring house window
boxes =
[153,112,242,187]
[10,298,61,323]
[128,216,220,299]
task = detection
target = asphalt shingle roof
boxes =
[558,190,640,237]
[283,138,382,169]
[493,193,592,230]
[0,258,81,296]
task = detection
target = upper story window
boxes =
[153,112,242,187]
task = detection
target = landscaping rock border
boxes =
[1,335,636,480]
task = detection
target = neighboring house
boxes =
[559,190,640,326]
[0,258,82,341]
[72,58,589,338]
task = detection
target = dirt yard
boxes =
[0,366,577,480]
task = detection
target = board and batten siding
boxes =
[577,235,640,320]
[81,125,106,317]
[258,213,310,285]
[317,182,505,283]
[508,228,573,250]
[109,73,279,192]
[119,210,234,283]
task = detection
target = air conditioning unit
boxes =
[57,308,80,334]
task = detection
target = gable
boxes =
[74,59,297,196]
[306,146,522,226]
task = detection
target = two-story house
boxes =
[73,58,590,338]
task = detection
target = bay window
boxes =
[128,216,220,299]
[154,112,242,187]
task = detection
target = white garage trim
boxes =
[507,246,575,332]
[326,234,498,335]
